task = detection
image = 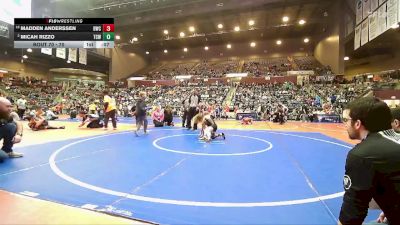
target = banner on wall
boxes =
[79,48,87,65]
[355,25,362,49]
[41,48,52,55]
[356,0,364,24]
[398,0,400,22]
[68,48,77,62]
[361,19,369,46]
[371,0,379,10]
[56,48,66,59]
[363,0,371,19]
[369,11,379,40]
[378,3,388,35]
[387,0,398,27]
[0,21,9,38]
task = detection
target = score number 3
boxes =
[102,24,114,32]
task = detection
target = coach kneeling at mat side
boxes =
[0,97,24,163]
[338,97,400,225]
[152,106,164,127]
[163,105,174,126]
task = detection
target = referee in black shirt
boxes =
[339,97,400,225]
[186,90,201,130]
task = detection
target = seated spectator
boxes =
[0,97,24,162]
[45,108,59,120]
[23,109,36,121]
[152,106,164,127]
[163,105,174,126]
[70,108,77,119]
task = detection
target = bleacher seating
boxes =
[242,57,292,76]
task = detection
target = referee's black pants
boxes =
[182,110,188,127]
[17,109,25,119]
[104,109,117,128]
[186,107,197,129]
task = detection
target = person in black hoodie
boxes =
[163,105,174,126]
[133,92,148,136]
[339,97,400,225]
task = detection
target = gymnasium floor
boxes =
[0,118,381,224]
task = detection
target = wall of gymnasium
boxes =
[314,36,341,73]
[110,48,148,81]
[149,39,315,64]
[313,0,345,75]
[0,58,49,79]
[345,52,400,76]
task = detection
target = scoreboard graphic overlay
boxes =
[14,18,114,48]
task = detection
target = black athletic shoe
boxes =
[222,133,225,140]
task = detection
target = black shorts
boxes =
[136,115,147,124]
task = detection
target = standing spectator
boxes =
[339,97,400,225]
[16,95,27,119]
[103,91,117,130]
[133,92,148,136]
[300,105,309,122]
[0,97,24,162]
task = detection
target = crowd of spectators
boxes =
[142,56,333,79]
[232,81,372,121]
[243,58,293,77]
[2,69,398,123]
[293,56,332,75]
[145,60,240,79]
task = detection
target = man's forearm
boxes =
[16,121,23,134]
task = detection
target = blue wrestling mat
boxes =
[0,128,380,224]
